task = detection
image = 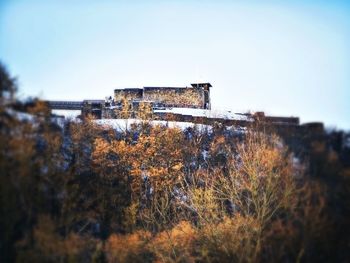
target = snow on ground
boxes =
[94,119,212,131]
[153,108,253,122]
[48,107,251,132]
[6,108,70,130]
[94,119,247,135]
[5,107,248,134]
[52,109,81,119]
[6,108,34,121]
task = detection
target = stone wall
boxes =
[114,89,143,102]
[143,87,204,108]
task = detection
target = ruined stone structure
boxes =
[46,81,306,128]
[47,83,212,119]
[114,83,212,110]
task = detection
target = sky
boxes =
[0,0,349,129]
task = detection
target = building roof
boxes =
[153,107,252,121]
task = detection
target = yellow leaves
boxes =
[152,221,196,262]
[149,167,166,177]
[202,215,260,242]
[70,116,101,145]
[129,126,185,194]
[119,98,132,119]
[33,215,61,255]
[105,222,196,263]
[131,167,142,177]
[93,138,110,157]
[105,230,151,263]
[31,215,95,260]
[137,101,153,120]
[237,132,291,180]
[27,100,51,117]
[189,188,219,224]
[111,139,130,157]
[171,163,183,171]
[91,124,185,199]
[198,215,261,262]
[207,131,297,231]
[123,202,139,231]
[215,135,226,145]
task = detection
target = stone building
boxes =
[81,100,105,119]
[114,83,212,110]
[46,81,303,128]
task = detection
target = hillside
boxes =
[1,64,350,262]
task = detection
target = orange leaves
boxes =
[119,98,132,119]
[128,125,185,194]
[197,215,261,262]
[110,139,131,159]
[105,222,197,263]
[28,215,97,261]
[91,124,185,198]
[27,100,51,117]
[206,131,298,232]
[152,221,196,262]
[137,101,153,120]
[171,163,183,172]
[105,230,151,263]
[93,138,110,158]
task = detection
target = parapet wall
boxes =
[114,88,143,102]
[113,84,211,112]
[143,87,205,108]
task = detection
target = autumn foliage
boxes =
[1,63,350,262]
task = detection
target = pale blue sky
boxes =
[1,0,349,129]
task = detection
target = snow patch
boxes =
[6,108,34,121]
[154,108,253,122]
[94,119,212,131]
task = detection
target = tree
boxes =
[0,62,17,104]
